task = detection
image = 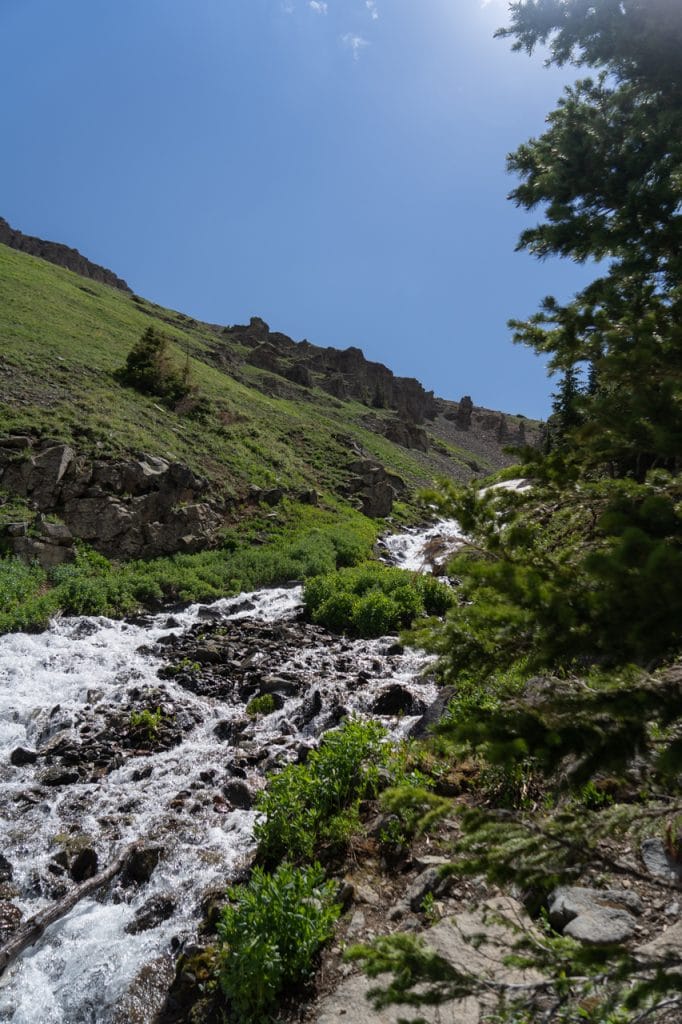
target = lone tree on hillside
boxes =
[117,326,191,406]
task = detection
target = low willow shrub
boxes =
[246,693,277,717]
[303,563,454,638]
[0,510,377,633]
[216,862,340,1024]
[255,718,430,866]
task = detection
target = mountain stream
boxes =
[0,521,462,1023]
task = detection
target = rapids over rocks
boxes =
[0,521,463,1023]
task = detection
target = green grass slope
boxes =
[0,243,502,504]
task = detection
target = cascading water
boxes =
[0,524,454,1024]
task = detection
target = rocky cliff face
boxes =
[220,318,438,424]
[0,437,219,563]
[0,217,131,292]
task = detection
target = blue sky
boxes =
[1,0,593,418]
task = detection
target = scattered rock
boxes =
[0,901,22,944]
[635,918,682,961]
[10,746,38,767]
[0,855,13,884]
[314,897,540,1024]
[548,886,642,945]
[126,895,177,935]
[640,837,682,884]
[389,866,452,920]
[39,766,80,787]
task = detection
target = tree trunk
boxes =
[0,841,141,977]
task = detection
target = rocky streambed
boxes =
[0,524,461,1024]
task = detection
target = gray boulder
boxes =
[548,886,642,945]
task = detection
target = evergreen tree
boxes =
[117,326,191,405]
[354,4,682,1019]
[549,363,583,447]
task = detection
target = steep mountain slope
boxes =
[0,238,537,513]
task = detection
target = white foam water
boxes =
[382,519,464,572]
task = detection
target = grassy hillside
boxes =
[0,243,523,504]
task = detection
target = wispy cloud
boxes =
[281,0,295,12]
[309,0,328,12]
[341,33,369,60]
[365,0,379,19]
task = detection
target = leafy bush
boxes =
[303,564,453,637]
[129,707,164,740]
[216,862,340,1024]
[255,719,389,865]
[0,557,56,633]
[246,693,277,717]
[255,718,431,866]
[0,509,377,634]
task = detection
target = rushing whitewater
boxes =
[0,527,450,1024]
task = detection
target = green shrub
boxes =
[255,718,389,865]
[129,707,164,741]
[216,862,340,1024]
[353,590,400,636]
[0,508,378,635]
[303,564,453,637]
[254,719,431,866]
[313,592,358,632]
[246,693,277,717]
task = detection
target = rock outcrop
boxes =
[0,438,220,561]
[221,318,437,424]
[0,217,131,292]
[346,458,405,518]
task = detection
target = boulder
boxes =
[408,687,457,739]
[371,685,423,716]
[641,837,682,884]
[1,444,75,508]
[222,779,255,810]
[347,459,405,518]
[548,886,642,945]
[38,520,73,544]
[454,395,473,430]
[125,894,176,934]
[122,845,162,885]
[8,536,76,568]
[383,421,429,452]
[0,435,32,450]
[1,441,219,561]
[10,747,38,767]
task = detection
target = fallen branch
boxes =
[0,841,142,977]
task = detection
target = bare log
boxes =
[0,841,142,977]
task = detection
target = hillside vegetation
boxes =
[0,236,535,630]
[0,242,531,503]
